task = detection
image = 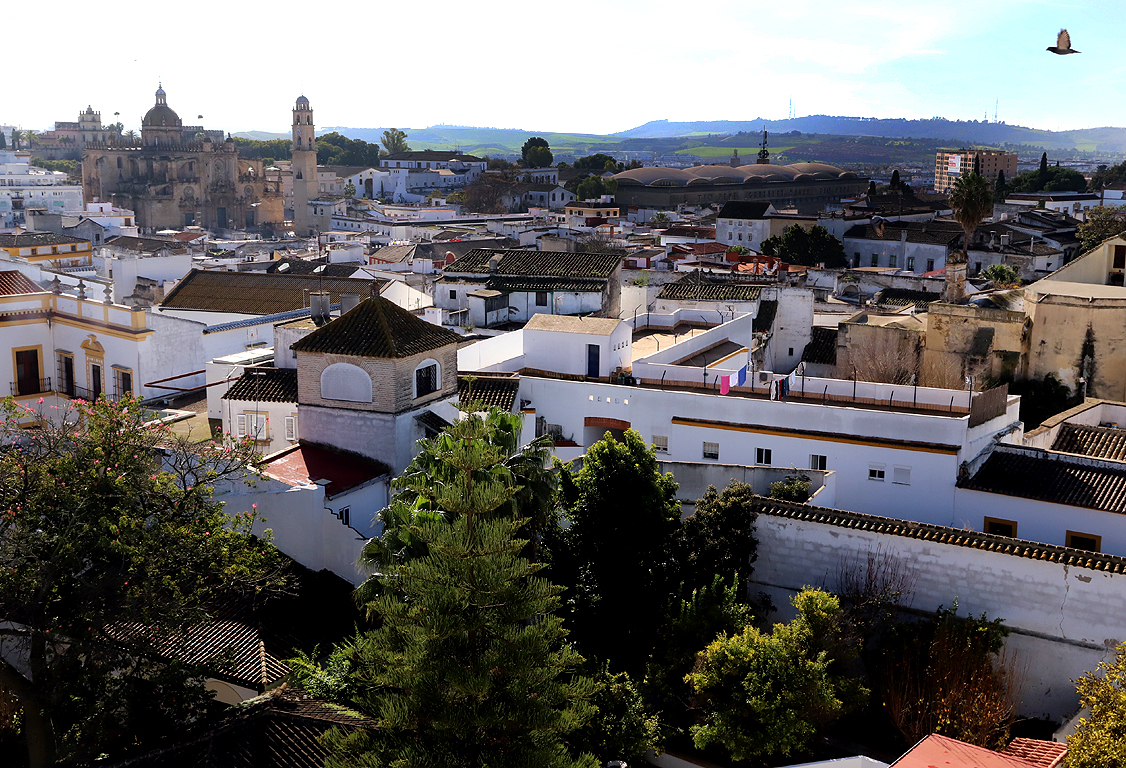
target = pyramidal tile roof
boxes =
[291,296,459,359]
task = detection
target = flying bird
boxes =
[1047,29,1080,55]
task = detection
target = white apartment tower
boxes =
[291,95,318,237]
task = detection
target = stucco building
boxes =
[934,149,1018,192]
[82,86,284,232]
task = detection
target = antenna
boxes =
[994,99,998,123]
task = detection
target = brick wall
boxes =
[296,344,458,414]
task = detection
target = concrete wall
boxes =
[924,302,1026,386]
[752,508,1126,721]
[657,459,836,510]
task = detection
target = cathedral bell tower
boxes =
[291,95,318,237]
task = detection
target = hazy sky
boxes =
[9,0,1122,137]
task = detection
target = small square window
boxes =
[984,517,1016,537]
[871,254,879,267]
[892,466,911,485]
[868,464,885,481]
[652,435,668,452]
[449,289,456,300]
[756,447,772,465]
[703,442,720,460]
[536,291,548,306]
[810,454,827,471]
[1067,531,1101,552]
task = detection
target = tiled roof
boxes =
[0,270,47,296]
[415,410,453,435]
[844,220,962,247]
[444,249,622,279]
[960,446,1126,514]
[266,259,359,277]
[102,685,369,768]
[262,441,391,500]
[104,235,190,254]
[657,272,764,302]
[382,150,483,162]
[291,296,459,359]
[0,231,88,247]
[999,738,1068,768]
[893,733,1045,768]
[223,367,298,404]
[487,276,607,293]
[459,374,520,411]
[754,494,1126,573]
[753,300,778,332]
[663,226,716,238]
[1051,423,1126,461]
[717,201,772,220]
[159,270,379,315]
[801,326,838,365]
[873,288,940,309]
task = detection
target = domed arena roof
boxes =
[614,161,851,187]
[614,166,692,187]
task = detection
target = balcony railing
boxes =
[11,378,51,397]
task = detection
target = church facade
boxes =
[82,86,284,232]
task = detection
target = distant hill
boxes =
[311,126,621,158]
[614,117,1126,154]
[234,130,290,141]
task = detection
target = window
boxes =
[246,413,268,440]
[926,258,935,272]
[868,464,886,481]
[788,347,794,357]
[1067,531,1101,552]
[449,289,456,300]
[892,465,911,485]
[810,454,827,471]
[236,414,246,437]
[536,291,548,306]
[888,254,897,268]
[738,233,743,241]
[984,517,1017,537]
[285,416,298,441]
[703,442,720,460]
[871,254,879,267]
[756,447,772,465]
[652,435,668,452]
[415,363,439,397]
[114,368,132,399]
[906,256,915,271]
[1114,245,1126,269]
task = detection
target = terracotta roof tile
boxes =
[223,367,298,404]
[657,271,764,302]
[1051,423,1126,462]
[717,201,772,220]
[291,296,459,359]
[458,374,520,411]
[159,270,380,315]
[0,270,47,296]
[960,445,1126,514]
[894,733,1045,768]
[999,738,1068,768]
[801,326,838,365]
[444,249,622,280]
[0,231,89,247]
[262,441,391,499]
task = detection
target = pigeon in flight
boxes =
[1047,29,1080,55]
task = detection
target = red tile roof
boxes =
[893,734,1045,768]
[263,442,390,499]
[0,270,46,296]
[998,738,1068,768]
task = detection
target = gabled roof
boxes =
[657,271,764,302]
[873,288,940,310]
[0,231,88,247]
[262,441,391,499]
[844,220,962,247]
[104,235,190,254]
[291,295,459,358]
[102,685,369,768]
[1051,422,1126,462]
[960,445,1126,514]
[458,374,520,411]
[159,270,379,315]
[266,259,359,277]
[444,249,622,280]
[801,326,838,365]
[892,733,1045,768]
[717,200,772,220]
[0,270,47,296]
[222,367,298,404]
[998,738,1068,768]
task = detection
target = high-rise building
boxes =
[934,149,1018,192]
[291,95,318,237]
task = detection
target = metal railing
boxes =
[10,377,51,397]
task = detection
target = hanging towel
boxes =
[720,375,731,395]
[736,365,748,387]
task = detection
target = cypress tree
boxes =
[1039,152,1049,175]
[323,411,598,768]
[994,169,1007,202]
[890,169,900,189]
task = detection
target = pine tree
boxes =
[323,411,598,768]
[1040,152,1049,176]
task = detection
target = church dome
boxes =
[296,94,310,105]
[143,84,181,128]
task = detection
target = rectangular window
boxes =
[810,454,827,471]
[246,413,268,440]
[416,364,438,397]
[236,414,247,438]
[926,258,935,272]
[906,256,915,271]
[536,291,548,306]
[892,465,911,485]
[285,416,298,441]
[56,352,75,397]
[652,435,668,453]
[984,517,1017,537]
[756,447,772,465]
[868,464,886,481]
[449,289,456,300]
[1114,245,1126,269]
[871,254,879,267]
[1067,531,1101,552]
[888,254,897,268]
[702,442,720,460]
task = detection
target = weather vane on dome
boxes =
[757,126,770,164]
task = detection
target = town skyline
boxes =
[8,0,1124,136]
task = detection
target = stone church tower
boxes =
[291,95,318,237]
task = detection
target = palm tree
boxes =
[10,130,24,151]
[949,172,994,262]
[23,130,37,148]
[123,129,138,144]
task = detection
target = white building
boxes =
[0,150,84,230]
[716,200,778,251]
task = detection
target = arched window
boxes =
[414,358,441,398]
[116,157,122,169]
[320,363,372,403]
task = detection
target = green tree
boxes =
[1091,160,1126,190]
[1068,641,1126,768]
[522,137,553,167]
[687,588,866,761]
[993,169,1007,203]
[759,224,847,268]
[573,154,620,171]
[9,130,23,151]
[649,211,670,227]
[890,169,900,189]
[0,396,282,768]
[342,181,356,197]
[547,430,680,675]
[568,665,663,766]
[980,263,1020,286]
[1039,152,1049,176]
[769,473,812,502]
[322,410,597,768]
[0,132,6,150]
[1078,205,1126,252]
[574,175,617,201]
[949,172,994,256]
[380,127,410,156]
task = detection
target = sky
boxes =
[8,0,1124,137]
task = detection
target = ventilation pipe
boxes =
[309,291,330,326]
[340,293,360,314]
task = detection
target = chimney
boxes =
[943,254,967,303]
[309,291,330,326]
[1000,233,1010,247]
[488,254,502,272]
[340,293,360,314]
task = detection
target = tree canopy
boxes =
[0,396,282,768]
[949,172,994,255]
[1091,160,1126,190]
[232,136,293,162]
[759,224,847,268]
[1006,166,1088,193]
[315,132,382,167]
[521,137,554,168]
[980,263,1021,287]
[1068,641,1126,768]
[380,127,410,156]
[1077,205,1126,253]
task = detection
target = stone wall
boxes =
[297,344,458,413]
